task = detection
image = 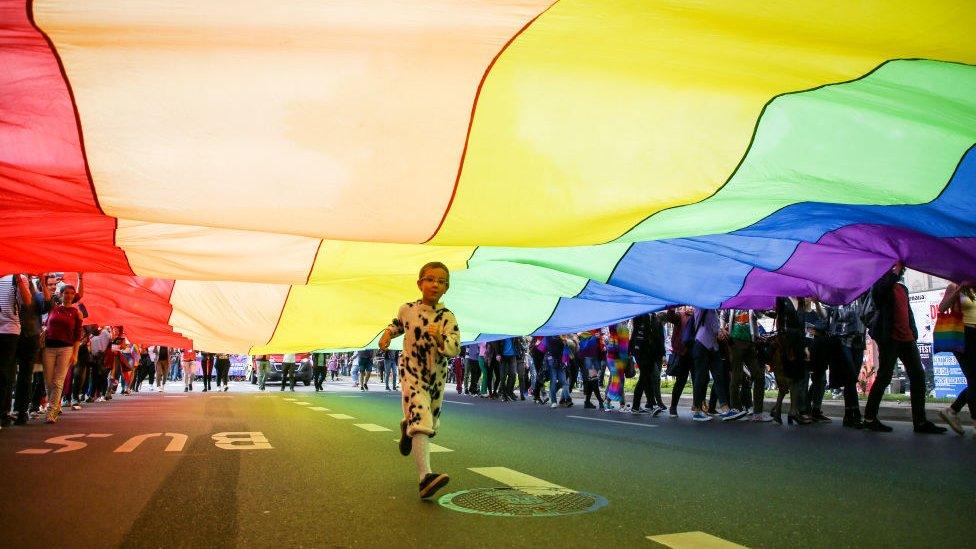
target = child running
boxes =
[378,262,461,499]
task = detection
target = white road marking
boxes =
[18,434,101,455]
[468,466,572,496]
[443,400,474,406]
[163,395,188,398]
[354,423,392,432]
[391,440,453,453]
[328,414,355,420]
[568,415,658,427]
[429,442,453,453]
[646,532,747,548]
[293,402,311,406]
[282,398,296,401]
[310,407,331,412]
[114,433,187,453]
[212,432,273,450]
[338,396,363,399]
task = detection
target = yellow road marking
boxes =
[468,466,572,496]
[647,532,747,548]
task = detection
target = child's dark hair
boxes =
[418,262,450,280]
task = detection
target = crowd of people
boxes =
[1,261,973,438]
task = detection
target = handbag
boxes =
[933,305,965,354]
[624,358,636,379]
[664,353,678,377]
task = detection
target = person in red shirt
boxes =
[41,284,82,424]
[864,262,946,434]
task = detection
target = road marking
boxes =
[328,414,355,420]
[114,433,188,453]
[294,402,311,406]
[18,434,107,455]
[163,395,188,398]
[282,398,296,401]
[391,440,454,453]
[354,423,392,432]
[211,395,233,399]
[212,432,273,450]
[646,532,747,548]
[310,407,331,412]
[568,415,658,427]
[338,395,362,399]
[429,442,453,453]
[468,466,572,496]
[444,400,474,406]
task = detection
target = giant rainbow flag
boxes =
[2,1,975,352]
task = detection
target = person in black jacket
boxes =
[865,262,945,434]
[631,313,666,414]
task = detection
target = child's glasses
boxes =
[421,276,448,285]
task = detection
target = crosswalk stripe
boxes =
[354,423,392,432]
[282,398,296,401]
[310,407,330,412]
[646,532,747,548]
[294,402,311,406]
[468,466,572,496]
[328,413,355,420]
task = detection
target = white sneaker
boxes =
[939,407,964,435]
[71,404,81,410]
[550,402,559,409]
[752,412,773,423]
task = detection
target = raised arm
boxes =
[15,274,32,308]
[74,272,85,303]
[939,283,963,313]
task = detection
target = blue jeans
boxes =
[384,359,398,388]
[548,357,569,403]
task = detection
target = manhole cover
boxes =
[438,487,608,517]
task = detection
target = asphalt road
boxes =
[0,378,973,548]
